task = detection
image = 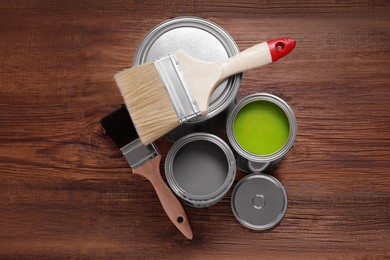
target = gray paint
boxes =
[165,133,236,208]
[172,140,228,197]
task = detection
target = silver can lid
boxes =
[133,16,241,122]
[231,173,287,230]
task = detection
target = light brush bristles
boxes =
[114,63,180,145]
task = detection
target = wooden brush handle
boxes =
[133,155,193,240]
[183,38,296,114]
[218,38,296,83]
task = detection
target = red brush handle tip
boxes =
[267,38,296,62]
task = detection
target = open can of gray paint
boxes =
[165,133,236,208]
[133,17,242,141]
[226,93,297,173]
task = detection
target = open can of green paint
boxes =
[226,93,297,173]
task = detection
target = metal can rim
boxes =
[247,161,270,173]
[133,16,242,123]
[226,93,297,162]
[165,132,236,202]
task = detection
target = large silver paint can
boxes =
[165,133,236,208]
[133,17,242,141]
[226,93,297,173]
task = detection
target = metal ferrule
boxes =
[120,139,159,169]
[154,52,201,123]
[132,17,242,142]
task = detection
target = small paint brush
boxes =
[114,38,296,145]
[101,105,193,240]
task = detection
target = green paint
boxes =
[233,100,290,156]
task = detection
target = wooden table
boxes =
[1,1,389,259]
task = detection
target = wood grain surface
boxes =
[0,0,389,259]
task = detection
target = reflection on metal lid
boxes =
[133,16,241,122]
[231,173,287,230]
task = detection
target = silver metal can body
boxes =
[226,93,297,173]
[133,17,242,141]
[165,133,236,208]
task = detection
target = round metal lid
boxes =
[231,173,287,230]
[133,17,241,122]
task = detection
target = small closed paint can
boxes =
[227,93,297,173]
[231,173,288,230]
[133,16,242,141]
[165,133,236,208]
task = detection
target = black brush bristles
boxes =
[101,105,139,148]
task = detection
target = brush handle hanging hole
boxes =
[276,42,285,51]
[177,216,184,223]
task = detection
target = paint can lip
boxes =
[247,161,270,173]
[165,132,236,203]
[231,173,288,230]
[132,16,242,123]
[226,93,297,163]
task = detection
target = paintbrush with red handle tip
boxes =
[115,38,296,145]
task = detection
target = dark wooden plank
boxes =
[0,0,389,259]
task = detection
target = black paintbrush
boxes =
[101,105,193,239]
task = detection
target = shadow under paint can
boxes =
[132,16,242,141]
[226,93,297,173]
[165,133,236,208]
